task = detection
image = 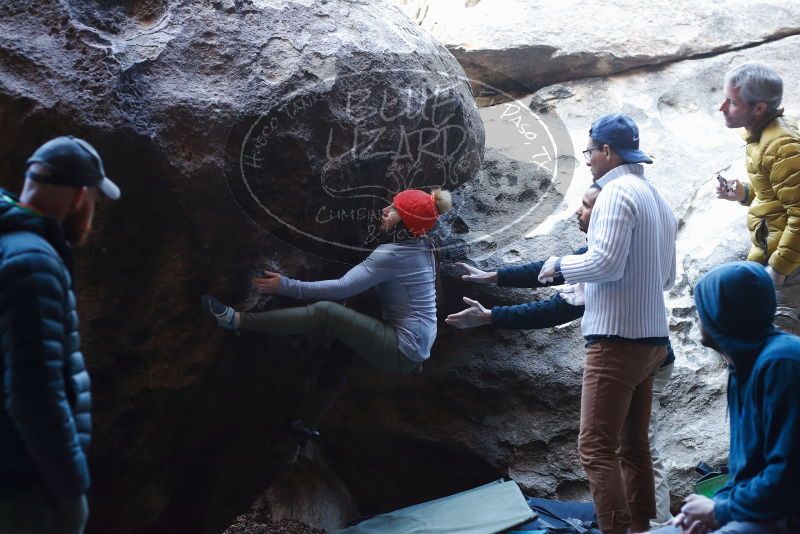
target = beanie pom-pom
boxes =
[432,188,452,215]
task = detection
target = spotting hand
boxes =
[455,262,498,284]
[445,297,492,329]
[559,283,585,306]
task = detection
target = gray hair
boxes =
[724,63,783,111]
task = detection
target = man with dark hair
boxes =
[715,63,800,334]
[537,114,678,534]
[448,182,676,527]
[0,136,120,533]
[652,262,800,534]
[445,184,600,330]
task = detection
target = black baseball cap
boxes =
[25,136,121,200]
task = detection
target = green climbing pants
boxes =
[239,301,420,374]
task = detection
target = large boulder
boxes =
[0,1,483,532]
[394,0,800,96]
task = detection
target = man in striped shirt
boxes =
[539,114,678,534]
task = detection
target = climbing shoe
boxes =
[290,419,320,447]
[201,294,237,331]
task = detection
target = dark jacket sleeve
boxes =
[713,358,800,524]
[497,261,564,288]
[0,251,89,502]
[491,294,585,330]
[496,247,587,288]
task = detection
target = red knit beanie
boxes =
[393,189,438,236]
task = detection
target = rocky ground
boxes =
[223,507,323,534]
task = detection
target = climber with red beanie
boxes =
[202,188,452,440]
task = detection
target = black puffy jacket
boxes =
[0,189,91,502]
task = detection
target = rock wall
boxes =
[3,0,800,532]
[395,0,800,96]
[0,1,483,532]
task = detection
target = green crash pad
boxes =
[694,473,729,498]
[336,480,535,534]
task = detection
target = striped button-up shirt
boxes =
[560,164,677,338]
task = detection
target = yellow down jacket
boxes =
[741,112,800,276]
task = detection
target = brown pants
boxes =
[775,269,800,335]
[578,340,667,534]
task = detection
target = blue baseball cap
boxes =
[589,113,652,164]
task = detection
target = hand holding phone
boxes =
[715,174,745,202]
[716,174,732,192]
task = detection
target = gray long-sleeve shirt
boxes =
[277,240,437,362]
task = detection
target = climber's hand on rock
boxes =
[252,270,281,294]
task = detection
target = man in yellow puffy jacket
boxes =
[717,63,800,334]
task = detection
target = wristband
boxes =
[739,183,750,205]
